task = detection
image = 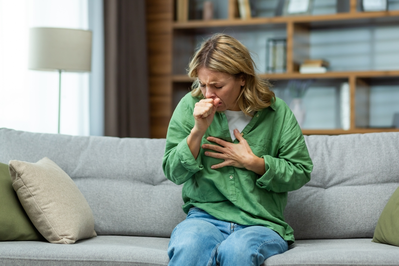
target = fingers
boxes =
[210,161,232,170]
[193,99,215,118]
[202,144,223,153]
[206,136,227,146]
[233,129,245,142]
[202,137,227,159]
[204,151,224,159]
[205,97,221,117]
[203,134,251,170]
[193,97,221,118]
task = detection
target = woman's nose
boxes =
[205,86,215,99]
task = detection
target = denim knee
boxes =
[216,226,288,266]
[168,219,224,266]
[217,231,261,266]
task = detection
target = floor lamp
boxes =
[28,27,92,134]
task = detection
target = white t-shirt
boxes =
[224,110,252,141]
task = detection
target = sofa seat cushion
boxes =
[265,238,399,266]
[0,235,170,266]
[2,237,399,266]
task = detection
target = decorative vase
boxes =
[289,98,306,128]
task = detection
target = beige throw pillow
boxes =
[9,157,97,244]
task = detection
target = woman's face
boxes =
[197,67,245,112]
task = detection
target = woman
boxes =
[162,33,313,266]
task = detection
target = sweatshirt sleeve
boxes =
[256,106,313,193]
[162,95,204,185]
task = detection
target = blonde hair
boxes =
[188,33,275,116]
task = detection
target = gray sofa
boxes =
[0,127,398,266]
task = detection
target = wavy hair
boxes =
[188,33,275,116]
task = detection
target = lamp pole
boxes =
[58,69,62,134]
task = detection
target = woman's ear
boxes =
[240,75,246,87]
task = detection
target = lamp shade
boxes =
[29,27,92,72]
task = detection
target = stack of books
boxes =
[299,59,329,74]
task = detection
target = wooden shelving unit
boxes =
[173,9,399,28]
[174,70,399,82]
[146,0,399,138]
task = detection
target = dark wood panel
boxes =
[150,116,171,138]
[147,0,173,138]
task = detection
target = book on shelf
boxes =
[299,59,329,73]
[362,0,388,12]
[237,0,252,19]
[176,0,188,22]
[203,1,214,20]
[275,0,285,16]
[340,82,350,130]
[299,66,327,73]
[355,82,370,128]
[248,0,257,17]
[266,38,286,73]
[283,0,313,16]
[302,59,329,67]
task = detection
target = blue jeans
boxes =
[167,207,288,266]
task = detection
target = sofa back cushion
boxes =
[0,128,185,238]
[284,133,399,239]
[1,128,399,240]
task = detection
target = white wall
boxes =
[0,0,90,135]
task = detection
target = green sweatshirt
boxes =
[162,93,313,244]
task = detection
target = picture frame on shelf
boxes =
[283,0,313,16]
[362,0,388,12]
[266,38,286,73]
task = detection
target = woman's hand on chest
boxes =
[202,129,266,175]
